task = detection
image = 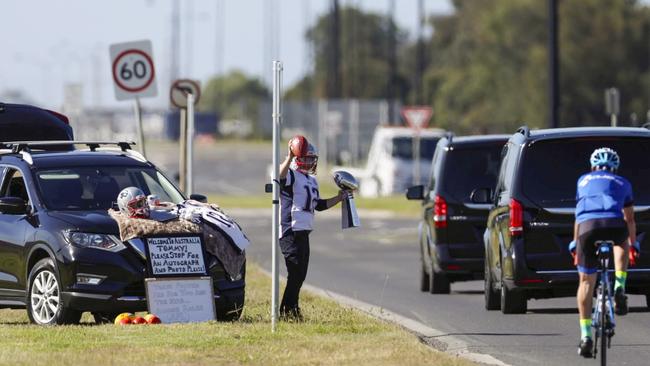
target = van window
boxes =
[441,144,503,203]
[521,137,650,207]
[392,137,440,160]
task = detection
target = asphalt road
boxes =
[231,209,650,366]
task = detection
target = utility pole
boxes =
[328,0,341,98]
[548,0,559,128]
[171,0,180,83]
[416,0,425,105]
[387,0,397,124]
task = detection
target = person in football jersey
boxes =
[278,136,347,320]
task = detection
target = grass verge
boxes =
[0,264,471,366]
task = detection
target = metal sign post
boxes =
[186,93,195,196]
[605,88,620,127]
[170,80,201,195]
[109,40,158,158]
[401,106,433,186]
[133,97,146,157]
[271,61,283,332]
[179,108,187,193]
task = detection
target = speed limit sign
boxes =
[109,40,158,101]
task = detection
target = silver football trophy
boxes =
[333,170,360,229]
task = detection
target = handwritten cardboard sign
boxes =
[145,277,216,323]
[145,235,207,276]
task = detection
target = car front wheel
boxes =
[27,258,81,325]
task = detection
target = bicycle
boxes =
[591,240,616,366]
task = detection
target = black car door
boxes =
[0,167,32,293]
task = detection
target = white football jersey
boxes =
[280,169,320,236]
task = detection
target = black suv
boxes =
[481,126,650,313]
[406,134,508,293]
[0,142,245,324]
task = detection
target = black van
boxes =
[407,134,508,293]
[480,126,650,313]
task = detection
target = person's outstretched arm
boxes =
[315,190,348,211]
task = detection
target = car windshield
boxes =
[392,136,440,160]
[521,137,650,207]
[442,143,504,202]
[34,166,184,210]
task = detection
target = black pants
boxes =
[279,230,310,312]
[577,218,628,273]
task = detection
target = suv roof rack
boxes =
[0,141,137,166]
[2,141,135,154]
[516,125,530,137]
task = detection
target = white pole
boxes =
[186,93,195,196]
[133,97,146,157]
[349,99,360,165]
[271,60,283,332]
[179,108,187,193]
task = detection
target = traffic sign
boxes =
[170,79,201,108]
[401,106,433,130]
[109,40,158,101]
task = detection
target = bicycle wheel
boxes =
[600,286,608,366]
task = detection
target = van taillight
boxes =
[509,199,523,236]
[434,195,447,228]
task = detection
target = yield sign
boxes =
[401,106,433,130]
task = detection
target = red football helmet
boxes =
[295,143,318,175]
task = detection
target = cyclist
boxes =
[570,147,638,357]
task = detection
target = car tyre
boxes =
[484,254,500,310]
[27,258,81,325]
[500,275,527,314]
[429,270,450,294]
[420,264,430,292]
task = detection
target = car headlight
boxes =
[63,231,126,252]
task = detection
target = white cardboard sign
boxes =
[109,40,158,101]
[146,236,206,276]
[145,277,216,323]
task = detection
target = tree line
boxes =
[200,0,650,135]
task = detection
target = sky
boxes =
[0,0,454,110]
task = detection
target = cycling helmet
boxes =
[295,143,318,175]
[117,187,150,218]
[590,147,620,171]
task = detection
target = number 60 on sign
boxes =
[109,40,158,101]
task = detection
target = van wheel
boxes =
[484,256,500,310]
[500,275,527,314]
[420,265,430,292]
[27,258,81,325]
[429,270,450,294]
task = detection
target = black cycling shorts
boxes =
[577,218,628,274]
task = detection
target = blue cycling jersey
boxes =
[575,170,633,224]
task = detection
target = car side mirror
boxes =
[470,188,493,204]
[0,197,27,215]
[405,185,425,200]
[189,194,208,203]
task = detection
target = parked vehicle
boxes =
[406,134,508,293]
[0,141,245,324]
[343,126,446,197]
[480,126,650,314]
